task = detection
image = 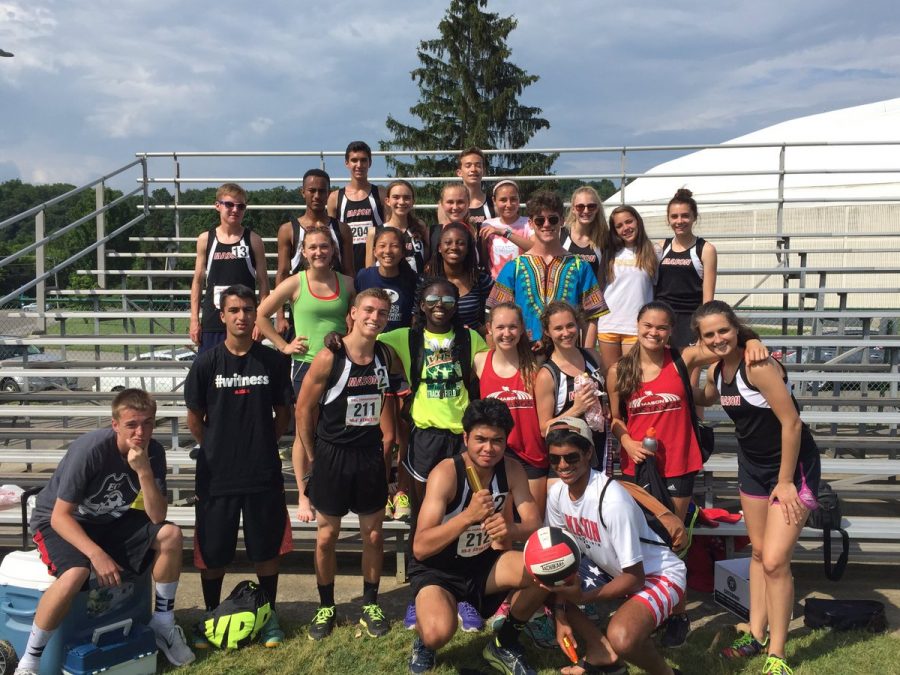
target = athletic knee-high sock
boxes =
[317,583,335,608]
[201,576,224,612]
[152,580,178,627]
[18,624,54,671]
[257,574,279,608]
[496,613,527,648]
[362,580,379,606]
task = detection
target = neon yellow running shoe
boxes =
[762,655,794,675]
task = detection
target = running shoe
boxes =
[360,603,390,637]
[152,623,196,666]
[308,605,336,641]
[404,602,417,630]
[483,637,537,675]
[721,630,767,659]
[660,612,690,648]
[385,496,394,519]
[408,635,436,674]
[458,601,484,632]
[259,612,284,648]
[13,668,37,675]
[487,600,511,631]
[762,655,794,675]
[191,624,209,650]
[393,491,412,521]
[523,613,556,649]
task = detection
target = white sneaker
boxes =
[153,623,196,666]
[14,668,38,675]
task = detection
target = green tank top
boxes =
[292,271,351,364]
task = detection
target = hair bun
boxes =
[674,188,693,199]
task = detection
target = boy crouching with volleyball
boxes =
[544,418,685,675]
[407,399,548,675]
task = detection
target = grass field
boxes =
[169,615,896,674]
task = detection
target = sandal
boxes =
[563,658,628,675]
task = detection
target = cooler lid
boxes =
[0,549,55,591]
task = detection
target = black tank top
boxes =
[376,224,427,274]
[201,227,256,332]
[290,216,345,274]
[654,237,706,312]
[316,343,391,447]
[714,359,817,466]
[468,195,495,227]
[541,349,603,416]
[415,455,509,574]
[560,227,601,280]
[336,186,385,273]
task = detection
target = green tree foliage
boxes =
[381,0,556,200]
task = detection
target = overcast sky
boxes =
[1,0,898,190]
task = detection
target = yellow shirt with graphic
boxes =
[377,327,487,434]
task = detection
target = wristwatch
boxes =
[503,227,513,239]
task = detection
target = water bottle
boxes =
[642,427,658,454]
[574,372,605,431]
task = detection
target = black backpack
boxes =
[806,481,850,581]
[199,581,272,649]
[804,598,886,632]
[407,326,479,402]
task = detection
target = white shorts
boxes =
[579,557,686,629]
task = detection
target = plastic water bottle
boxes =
[642,427,658,454]
[574,372,605,432]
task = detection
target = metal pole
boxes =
[619,148,627,204]
[174,156,181,240]
[95,181,106,289]
[35,210,46,333]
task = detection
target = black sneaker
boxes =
[408,636,436,673]
[660,612,690,648]
[360,603,390,637]
[482,637,537,675]
[308,605,336,641]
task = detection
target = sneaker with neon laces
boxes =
[408,635,436,674]
[523,612,556,649]
[191,623,210,650]
[360,603,390,637]
[393,491,412,521]
[483,637,537,675]
[308,605,336,641]
[404,602,417,630]
[458,600,484,632]
[152,623,196,667]
[660,612,690,648]
[385,496,394,519]
[260,612,285,647]
[488,600,511,631]
[720,630,767,659]
[762,655,794,675]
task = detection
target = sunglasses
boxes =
[573,203,598,212]
[532,215,560,227]
[548,452,583,466]
[424,294,457,308]
[217,200,247,211]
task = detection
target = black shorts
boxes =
[408,548,506,618]
[199,331,226,354]
[505,451,549,480]
[194,489,292,569]
[290,360,312,398]
[623,470,697,498]
[404,426,464,483]
[739,452,821,500]
[669,312,696,350]
[33,509,164,580]
[306,440,388,517]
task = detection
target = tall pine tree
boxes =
[381,0,555,185]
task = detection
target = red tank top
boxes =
[619,349,701,477]
[479,351,548,468]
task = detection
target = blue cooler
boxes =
[0,549,152,675]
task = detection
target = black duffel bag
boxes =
[806,481,849,581]
[804,598,887,632]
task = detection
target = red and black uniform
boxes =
[654,237,707,348]
[336,186,385,273]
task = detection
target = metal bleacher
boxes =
[1,143,898,563]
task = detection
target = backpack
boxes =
[407,326,479,401]
[806,481,850,581]
[672,347,715,462]
[199,580,272,649]
[599,477,688,553]
[803,598,887,632]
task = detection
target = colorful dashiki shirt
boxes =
[487,254,607,341]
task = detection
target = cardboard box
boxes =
[714,557,751,621]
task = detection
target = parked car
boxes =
[0,341,78,392]
[94,348,196,393]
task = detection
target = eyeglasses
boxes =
[423,295,457,308]
[573,203,598,212]
[532,215,560,227]
[217,200,247,211]
[548,452,583,466]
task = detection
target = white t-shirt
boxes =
[545,470,684,581]
[482,215,532,279]
[596,245,658,335]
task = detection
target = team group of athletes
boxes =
[17,142,818,675]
